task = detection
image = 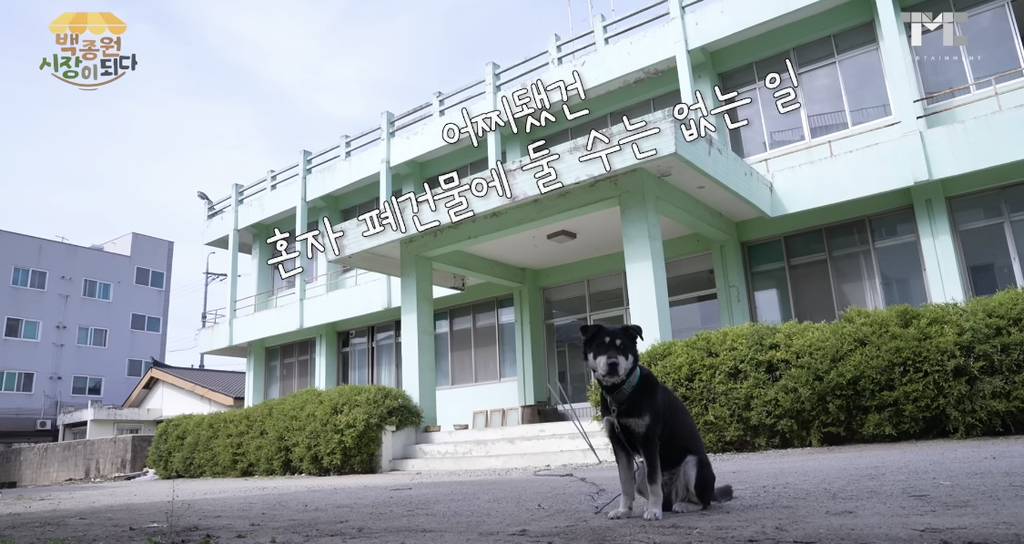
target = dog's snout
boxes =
[606,359,620,375]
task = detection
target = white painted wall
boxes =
[136,381,233,418]
[435,379,518,430]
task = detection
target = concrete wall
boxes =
[0,435,153,487]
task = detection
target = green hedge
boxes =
[148,385,421,478]
[591,289,1024,452]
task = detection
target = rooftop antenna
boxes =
[55,235,69,243]
[567,0,574,35]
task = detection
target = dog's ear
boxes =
[580,324,603,341]
[623,324,644,342]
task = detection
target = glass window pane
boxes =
[374,323,397,387]
[958,222,1017,296]
[146,316,161,333]
[88,378,102,396]
[128,359,142,377]
[963,3,1024,88]
[473,302,498,383]
[73,376,87,395]
[83,279,95,298]
[77,326,89,345]
[670,294,721,340]
[570,115,611,141]
[544,282,587,319]
[22,320,39,341]
[150,270,165,289]
[498,299,517,380]
[952,191,1005,225]
[99,282,111,300]
[728,89,767,157]
[435,312,450,387]
[786,230,828,259]
[871,209,919,242]
[826,221,881,312]
[910,18,971,103]
[795,36,836,67]
[786,231,837,322]
[588,273,625,312]
[835,22,878,54]
[839,48,892,125]
[802,62,850,138]
[93,329,107,347]
[135,267,149,286]
[348,329,369,385]
[29,270,46,290]
[875,241,929,306]
[666,254,716,298]
[758,79,806,148]
[652,90,679,112]
[12,268,26,287]
[2,372,15,392]
[131,314,146,331]
[549,320,588,403]
[721,64,756,89]
[450,307,474,385]
[1006,184,1024,215]
[20,373,33,393]
[1011,220,1024,274]
[747,240,793,323]
[5,318,20,338]
[611,101,653,126]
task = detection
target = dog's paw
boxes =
[607,507,632,520]
[672,501,702,513]
[642,508,662,521]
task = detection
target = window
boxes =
[341,198,380,221]
[126,358,152,378]
[4,317,41,341]
[115,424,143,436]
[68,427,87,440]
[721,23,891,157]
[908,0,1024,104]
[134,266,165,289]
[422,158,490,192]
[11,266,47,290]
[533,90,680,150]
[1,371,34,393]
[666,254,721,340]
[130,313,162,333]
[435,298,517,387]
[338,322,404,387]
[82,278,113,301]
[950,183,1024,296]
[77,326,108,347]
[265,339,315,400]
[72,375,104,396]
[747,210,928,323]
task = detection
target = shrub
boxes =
[148,385,421,478]
[591,289,1024,452]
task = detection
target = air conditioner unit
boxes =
[35,419,52,430]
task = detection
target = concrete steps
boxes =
[391,420,613,471]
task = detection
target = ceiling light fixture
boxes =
[546,229,577,244]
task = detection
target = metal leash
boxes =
[546,383,602,464]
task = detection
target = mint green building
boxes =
[199,0,1024,429]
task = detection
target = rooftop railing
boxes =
[204,0,675,220]
[915,66,1024,116]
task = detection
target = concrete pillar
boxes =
[874,0,925,128]
[619,186,672,347]
[912,183,966,303]
[227,182,243,344]
[667,0,695,101]
[484,62,502,169]
[549,33,562,67]
[513,270,548,406]
[245,342,266,407]
[296,150,311,327]
[593,14,607,49]
[252,225,273,310]
[315,325,338,389]
[380,111,394,202]
[399,242,436,425]
[712,238,752,326]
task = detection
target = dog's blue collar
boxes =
[604,364,640,407]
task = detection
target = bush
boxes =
[591,289,1024,452]
[148,385,422,478]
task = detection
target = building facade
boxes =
[0,231,173,442]
[198,0,1024,429]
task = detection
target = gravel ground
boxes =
[1,436,1023,544]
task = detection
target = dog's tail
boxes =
[713,485,733,502]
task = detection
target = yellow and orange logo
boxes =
[40,12,138,90]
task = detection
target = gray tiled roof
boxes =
[155,363,245,399]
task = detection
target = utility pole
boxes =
[200,251,227,369]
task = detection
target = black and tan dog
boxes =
[581,323,732,521]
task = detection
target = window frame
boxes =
[130,313,163,334]
[134,266,166,290]
[3,316,41,342]
[71,375,104,397]
[81,277,113,302]
[0,370,35,394]
[76,326,109,348]
[434,296,518,389]
[910,0,1024,105]
[743,207,930,322]
[722,24,894,160]
[10,266,48,291]
[126,358,151,378]
[948,182,1024,297]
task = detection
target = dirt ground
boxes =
[1,436,1023,544]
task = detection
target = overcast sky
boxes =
[1,0,655,371]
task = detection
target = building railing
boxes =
[916,66,1024,117]
[204,0,676,220]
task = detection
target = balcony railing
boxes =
[916,66,1024,117]
[204,0,675,220]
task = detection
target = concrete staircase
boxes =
[390,420,613,471]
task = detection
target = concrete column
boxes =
[315,325,338,389]
[253,225,273,310]
[399,242,436,425]
[667,0,695,101]
[245,342,266,407]
[712,238,752,326]
[513,270,548,406]
[227,182,243,344]
[380,111,394,202]
[912,183,966,303]
[484,62,502,168]
[874,0,925,128]
[549,33,562,67]
[296,150,311,327]
[593,14,607,49]
[619,186,672,347]
[692,61,721,135]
